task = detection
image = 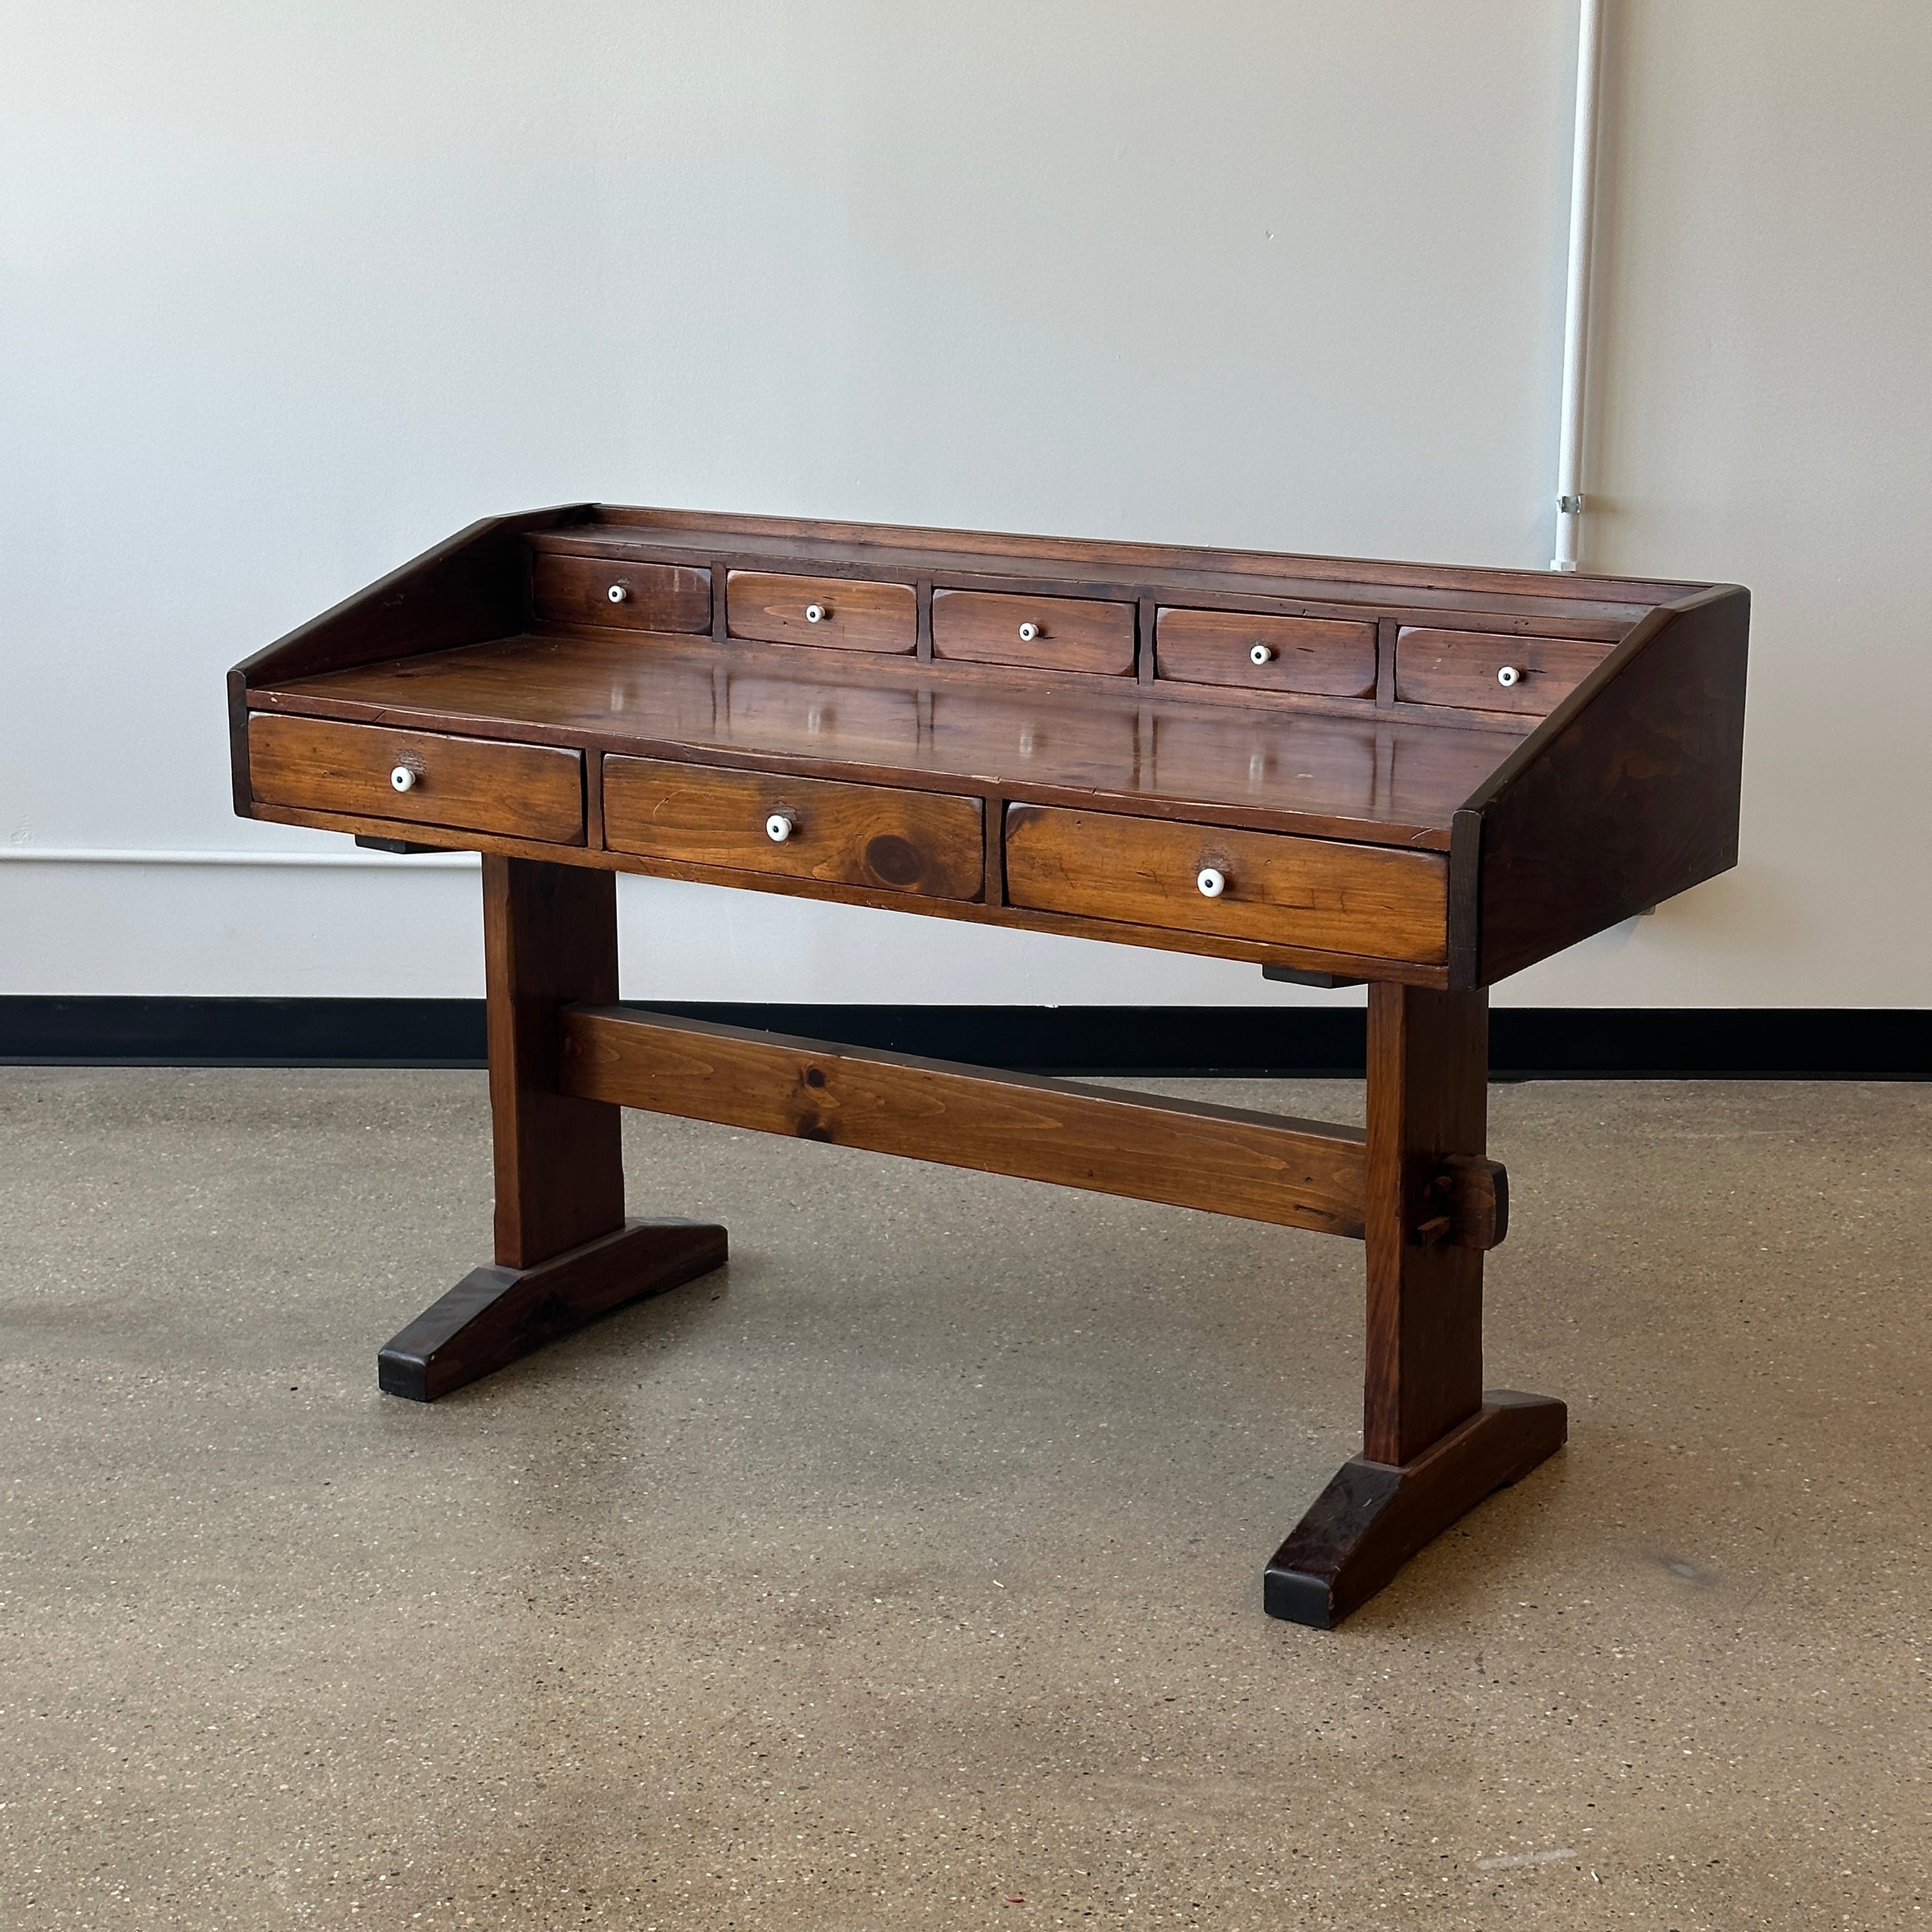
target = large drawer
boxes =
[603,757,983,900]
[249,714,585,844]
[1003,805,1447,962]
[532,551,712,632]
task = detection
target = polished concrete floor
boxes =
[0,1067,1926,1929]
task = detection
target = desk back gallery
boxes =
[227,504,1748,1627]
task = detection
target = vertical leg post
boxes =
[377,857,726,1400]
[1264,982,1564,1627]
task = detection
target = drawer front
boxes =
[1155,608,1377,697]
[726,571,916,652]
[249,714,584,843]
[604,757,983,900]
[533,552,712,632]
[1004,806,1446,963]
[1395,627,1610,715]
[931,589,1134,675]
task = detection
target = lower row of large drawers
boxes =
[247,713,1448,963]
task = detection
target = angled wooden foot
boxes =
[378,1217,727,1401]
[1264,1390,1566,1627]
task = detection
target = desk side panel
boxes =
[228,506,594,815]
[1470,587,1749,985]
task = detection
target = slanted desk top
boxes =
[229,506,1748,1626]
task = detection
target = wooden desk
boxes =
[229,506,1748,1627]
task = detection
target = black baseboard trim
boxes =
[1,998,1926,1077]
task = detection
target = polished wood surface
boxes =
[727,570,916,652]
[228,502,1749,1627]
[533,551,711,634]
[931,588,1135,675]
[603,756,985,900]
[1155,608,1378,697]
[1363,983,1488,1464]
[1394,626,1609,716]
[1005,804,1449,964]
[559,1007,1369,1238]
[249,713,585,844]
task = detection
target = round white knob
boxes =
[1018,621,1041,643]
[805,603,828,624]
[1249,643,1276,666]
[1197,867,1226,898]
[1497,664,1522,688]
[607,583,629,604]
[765,811,796,844]
[390,766,417,793]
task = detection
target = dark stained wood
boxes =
[1395,627,1610,716]
[726,570,916,652]
[533,551,711,633]
[1363,982,1488,1464]
[377,1218,728,1401]
[1466,588,1750,983]
[482,857,627,1270]
[1439,1153,1508,1251]
[248,714,584,844]
[932,589,1135,675]
[558,1007,1368,1238]
[1264,1391,1566,1627]
[603,756,984,900]
[1156,609,1377,697]
[1005,806,1450,965]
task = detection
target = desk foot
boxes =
[377,1217,728,1402]
[1264,1390,1566,1629]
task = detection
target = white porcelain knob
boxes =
[1497,664,1522,688]
[390,766,417,793]
[765,811,796,843]
[1197,867,1226,898]
[1249,643,1275,665]
[607,583,629,604]
[1018,621,1041,643]
[805,603,828,624]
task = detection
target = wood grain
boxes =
[932,589,1135,675]
[726,571,916,652]
[1363,982,1488,1464]
[533,551,711,632]
[603,756,984,900]
[1395,627,1609,716]
[482,858,628,1269]
[558,1007,1368,1238]
[1156,609,1378,697]
[248,713,584,844]
[1004,806,1449,964]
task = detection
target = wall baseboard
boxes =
[0,998,1926,1077]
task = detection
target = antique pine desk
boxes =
[228,505,1748,1627]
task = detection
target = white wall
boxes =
[4,2,1927,1007]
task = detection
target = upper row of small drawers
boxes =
[530,551,1610,717]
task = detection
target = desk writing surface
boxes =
[262,630,1525,850]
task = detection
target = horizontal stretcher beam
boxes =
[556,1006,1371,1240]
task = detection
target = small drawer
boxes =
[931,590,1134,675]
[603,757,983,899]
[1394,627,1610,715]
[532,552,712,632]
[1003,805,1446,963]
[726,571,916,653]
[249,714,584,843]
[1155,609,1377,697]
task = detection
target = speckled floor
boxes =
[1,1067,1926,1929]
